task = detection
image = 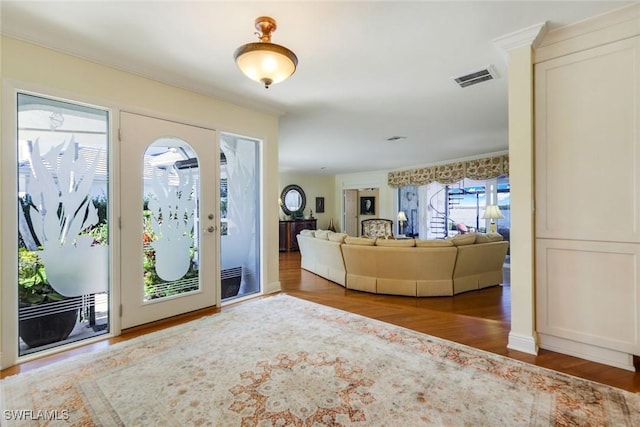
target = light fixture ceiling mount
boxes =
[234,16,298,89]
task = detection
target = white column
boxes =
[493,22,547,355]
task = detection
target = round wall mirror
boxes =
[280,184,306,217]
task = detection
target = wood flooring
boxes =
[3,251,639,394]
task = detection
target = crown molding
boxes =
[492,22,548,60]
[535,4,640,63]
[539,3,640,48]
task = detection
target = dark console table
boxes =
[279,219,317,252]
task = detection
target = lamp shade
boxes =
[234,43,297,88]
[397,211,408,222]
[234,17,298,88]
[483,205,504,220]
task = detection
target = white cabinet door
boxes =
[535,36,640,367]
[535,36,640,243]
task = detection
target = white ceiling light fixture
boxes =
[233,16,298,89]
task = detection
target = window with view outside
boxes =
[17,92,110,356]
[398,177,510,240]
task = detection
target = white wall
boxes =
[278,173,336,229]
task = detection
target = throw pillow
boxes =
[474,233,490,244]
[328,232,348,243]
[451,233,476,246]
[344,237,376,246]
[475,232,504,243]
[299,229,315,237]
[375,238,415,247]
[415,239,454,247]
[486,232,504,242]
[315,230,331,240]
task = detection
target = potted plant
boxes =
[18,248,80,348]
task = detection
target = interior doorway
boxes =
[343,189,358,236]
[343,188,381,236]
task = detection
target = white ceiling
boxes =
[1,1,632,174]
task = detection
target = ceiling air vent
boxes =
[386,136,407,142]
[451,65,498,88]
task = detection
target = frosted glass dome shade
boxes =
[234,42,297,88]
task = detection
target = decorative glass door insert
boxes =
[142,140,200,301]
[16,93,110,356]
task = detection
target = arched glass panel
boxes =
[143,139,200,301]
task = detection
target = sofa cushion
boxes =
[328,232,348,243]
[376,238,415,247]
[450,233,476,246]
[415,239,454,247]
[345,237,376,246]
[475,232,504,243]
[315,230,331,240]
[486,232,504,242]
[299,229,315,237]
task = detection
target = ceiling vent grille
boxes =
[451,65,498,88]
[386,136,407,142]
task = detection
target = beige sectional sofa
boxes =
[452,236,510,294]
[341,239,458,296]
[297,229,348,286]
[296,230,508,297]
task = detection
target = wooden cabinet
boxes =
[279,219,317,252]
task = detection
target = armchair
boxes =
[361,218,394,239]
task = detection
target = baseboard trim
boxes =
[538,333,636,372]
[265,281,282,294]
[507,332,539,355]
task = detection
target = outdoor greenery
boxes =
[18,248,65,305]
[142,209,199,300]
[19,190,213,304]
[18,195,109,306]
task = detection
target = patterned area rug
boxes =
[1,294,638,426]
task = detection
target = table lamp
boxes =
[397,211,408,236]
[483,205,504,233]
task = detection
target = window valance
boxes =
[387,154,509,188]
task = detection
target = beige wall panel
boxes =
[536,239,640,353]
[535,37,640,243]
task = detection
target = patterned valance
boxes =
[388,154,509,188]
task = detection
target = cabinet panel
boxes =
[278,222,288,252]
[279,220,316,252]
[535,36,640,243]
[536,239,640,354]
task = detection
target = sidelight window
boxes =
[17,92,110,356]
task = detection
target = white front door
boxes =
[120,112,218,329]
